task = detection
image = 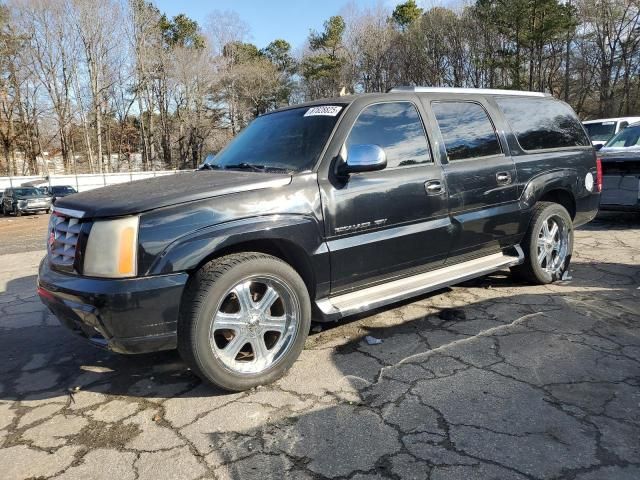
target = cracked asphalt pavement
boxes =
[0,212,639,479]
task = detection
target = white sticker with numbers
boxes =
[304,106,342,117]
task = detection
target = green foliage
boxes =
[391,0,423,30]
[303,16,346,96]
[159,13,205,49]
[223,41,262,65]
[474,0,576,89]
[309,16,345,54]
[262,39,296,74]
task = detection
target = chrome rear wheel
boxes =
[536,215,569,275]
[511,202,573,285]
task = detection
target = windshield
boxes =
[203,105,344,173]
[52,186,76,194]
[584,121,617,142]
[13,188,41,197]
[604,125,640,148]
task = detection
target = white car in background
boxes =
[583,116,640,148]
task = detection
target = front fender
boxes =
[145,214,328,281]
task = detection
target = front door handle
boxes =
[496,171,512,185]
[425,180,445,195]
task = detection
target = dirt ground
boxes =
[0,213,50,255]
[0,211,639,480]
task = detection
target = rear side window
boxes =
[432,101,502,161]
[497,98,590,150]
[346,102,431,168]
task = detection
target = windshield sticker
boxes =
[602,121,616,125]
[304,106,342,117]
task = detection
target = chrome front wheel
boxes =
[210,275,300,375]
[178,252,311,391]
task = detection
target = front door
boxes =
[429,100,520,260]
[319,100,452,294]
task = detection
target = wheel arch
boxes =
[520,169,578,220]
[538,188,576,219]
[191,238,317,299]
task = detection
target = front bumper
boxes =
[37,258,188,354]
[16,204,51,213]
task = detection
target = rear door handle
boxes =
[496,171,512,185]
[425,180,445,195]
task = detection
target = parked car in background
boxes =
[2,187,52,216]
[583,117,640,147]
[47,185,78,204]
[38,87,600,391]
[598,122,640,211]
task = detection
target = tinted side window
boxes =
[346,102,431,168]
[496,97,590,150]
[432,101,502,161]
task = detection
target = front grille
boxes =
[49,214,82,270]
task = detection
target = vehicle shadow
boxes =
[580,210,640,231]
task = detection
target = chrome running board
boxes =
[317,246,524,319]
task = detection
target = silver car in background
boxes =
[598,122,640,211]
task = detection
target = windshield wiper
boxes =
[223,162,266,172]
[197,163,223,171]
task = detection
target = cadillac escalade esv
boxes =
[38,87,600,391]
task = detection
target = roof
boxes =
[266,87,555,116]
[389,86,550,97]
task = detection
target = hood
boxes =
[598,146,640,161]
[55,170,292,218]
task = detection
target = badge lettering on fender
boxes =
[334,219,387,234]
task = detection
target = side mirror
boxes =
[594,144,604,151]
[338,144,387,175]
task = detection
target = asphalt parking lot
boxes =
[0,212,639,480]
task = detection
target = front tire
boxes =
[13,206,21,217]
[511,202,573,284]
[178,252,311,391]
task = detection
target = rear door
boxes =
[429,99,520,260]
[319,99,451,294]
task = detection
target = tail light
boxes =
[595,158,603,192]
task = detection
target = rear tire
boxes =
[511,202,573,285]
[178,252,311,391]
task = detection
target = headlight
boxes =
[83,216,139,278]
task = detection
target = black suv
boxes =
[2,187,53,216]
[38,88,600,391]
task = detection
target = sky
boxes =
[154,0,460,51]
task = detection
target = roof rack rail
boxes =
[388,86,550,97]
